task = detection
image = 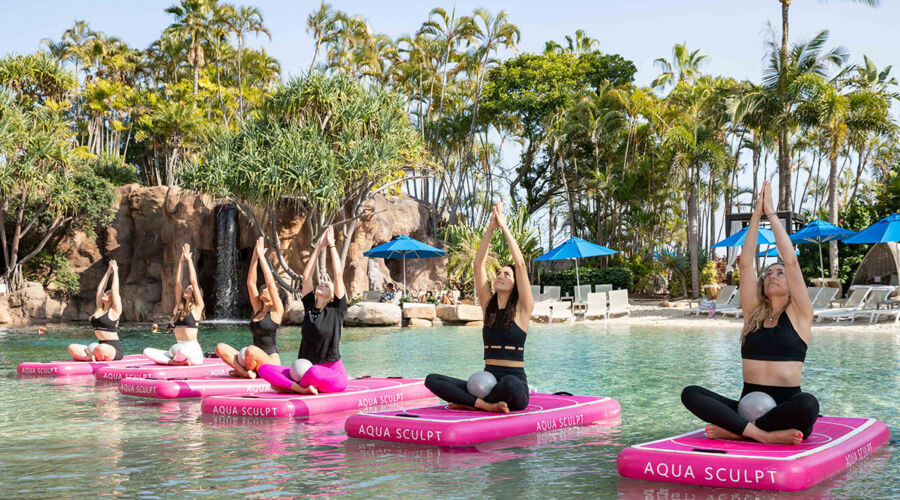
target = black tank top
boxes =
[174,311,199,328]
[299,292,347,364]
[741,311,807,362]
[249,311,279,355]
[90,310,118,333]
[483,307,526,362]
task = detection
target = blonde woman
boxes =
[215,237,284,378]
[681,181,818,445]
[68,260,124,361]
[144,243,205,365]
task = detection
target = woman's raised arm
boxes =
[494,203,534,315]
[474,210,498,311]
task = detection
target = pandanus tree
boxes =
[182,74,429,293]
[0,57,115,291]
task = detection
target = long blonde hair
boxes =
[174,286,204,322]
[741,263,792,342]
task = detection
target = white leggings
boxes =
[143,340,204,365]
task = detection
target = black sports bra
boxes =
[174,311,199,328]
[90,310,118,333]
[483,307,527,362]
[741,311,807,362]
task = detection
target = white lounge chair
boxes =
[815,287,871,323]
[868,306,900,324]
[362,290,382,302]
[807,287,821,304]
[595,284,613,294]
[685,285,735,315]
[812,287,839,314]
[715,292,742,317]
[851,289,890,324]
[544,286,561,301]
[532,300,573,322]
[584,292,608,320]
[574,284,593,303]
[608,289,631,317]
[530,284,541,297]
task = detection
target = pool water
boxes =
[1,324,897,498]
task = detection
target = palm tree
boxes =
[733,30,847,211]
[165,0,215,96]
[652,43,707,91]
[306,2,334,74]
[222,4,270,120]
[774,0,879,210]
[418,7,476,126]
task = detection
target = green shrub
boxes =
[539,266,633,296]
[668,278,684,298]
[699,261,718,287]
[94,154,140,186]
[23,251,80,295]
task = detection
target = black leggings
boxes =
[681,383,819,439]
[425,365,530,411]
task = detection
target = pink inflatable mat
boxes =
[345,393,621,447]
[617,416,890,491]
[119,375,272,399]
[17,355,151,377]
[95,358,228,381]
[201,377,431,418]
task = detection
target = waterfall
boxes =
[214,204,238,319]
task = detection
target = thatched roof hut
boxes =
[851,242,900,288]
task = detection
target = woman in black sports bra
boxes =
[69,260,124,361]
[216,237,284,378]
[425,202,535,413]
[144,243,206,365]
[681,182,819,445]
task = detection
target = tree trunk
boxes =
[778,132,792,211]
[827,154,839,278]
[688,171,700,298]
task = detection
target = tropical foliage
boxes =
[2,1,898,298]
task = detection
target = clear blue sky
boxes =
[2,0,897,89]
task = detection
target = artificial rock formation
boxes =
[3,185,447,326]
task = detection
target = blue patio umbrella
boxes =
[843,213,900,244]
[364,235,446,296]
[757,247,799,258]
[535,237,617,301]
[711,226,776,248]
[789,219,857,280]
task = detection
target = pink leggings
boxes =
[258,359,348,393]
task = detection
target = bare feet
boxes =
[229,356,256,379]
[289,383,318,395]
[447,403,478,411]
[706,424,742,440]
[474,399,509,413]
[757,428,804,445]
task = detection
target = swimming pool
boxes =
[1,323,897,498]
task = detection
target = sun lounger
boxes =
[685,285,735,315]
[530,285,541,297]
[714,292,742,317]
[807,287,821,304]
[851,289,891,324]
[607,290,631,317]
[362,290,382,302]
[584,292,608,320]
[595,284,613,294]
[574,284,593,303]
[532,300,573,322]
[544,286,561,301]
[815,287,871,323]
[812,287,839,314]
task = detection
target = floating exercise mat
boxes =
[95,358,228,381]
[201,378,432,418]
[118,375,273,399]
[345,393,621,447]
[17,355,152,377]
[616,416,890,491]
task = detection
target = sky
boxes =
[1,0,896,244]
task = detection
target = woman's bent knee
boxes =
[681,385,702,405]
[796,392,820,417]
